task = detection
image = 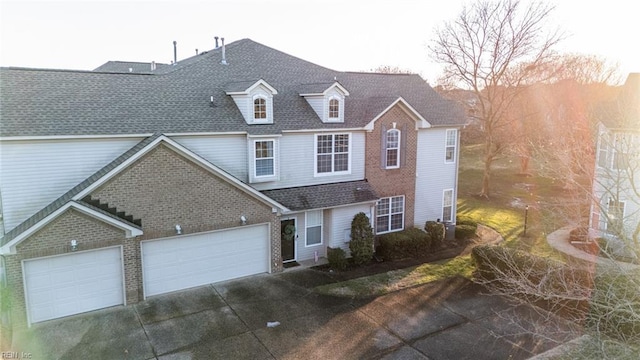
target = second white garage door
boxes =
[141,223,270,297]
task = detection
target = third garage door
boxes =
[141,224,269,297]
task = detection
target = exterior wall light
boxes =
[240,215,247,225]
[70,239,78,251]
[175,224,182,235]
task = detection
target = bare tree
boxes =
[430,0,562,197]
[370,65,414,74]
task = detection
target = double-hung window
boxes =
[386,129,400,169]
[316,133,350,175]
[442,189,454,222]
[376,196,404,233]
[445,129,457,163]
[305,210,323,246]
[254,140,275,177]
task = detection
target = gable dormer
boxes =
[225,79,278,124]
[299,82,350,123]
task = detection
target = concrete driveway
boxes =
[11,270,580,359]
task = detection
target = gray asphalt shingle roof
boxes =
[261,180,378,211]
[1,39,465,137]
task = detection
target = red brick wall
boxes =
[365,105,418,230]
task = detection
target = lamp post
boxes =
[524,205,529,237]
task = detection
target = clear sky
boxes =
[1,0,638,84]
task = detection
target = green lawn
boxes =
[312,143,587,297]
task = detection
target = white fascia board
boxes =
[0,201,143,255]
[0,134,153,141]
[327,82,350,96]
[282,128,364,133]
[71,135,289,214]
[363,97,431,131]
[226,79,278,95]
[246,134,283,138]
[164,131,248,137]
[280,199,379,216]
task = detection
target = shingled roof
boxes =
[0,38,465,137]
[598,73,640,130]
[261,180,378,211]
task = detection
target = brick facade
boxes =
[365,105,418,230]
[7,143,281,327]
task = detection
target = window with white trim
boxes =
[315,133,350,175]
[253,96,267,121]
[376,196,404,233]
[328,98,339,119]
[386,129,400,169]
[445,129,457,163]
[442,189,454,222]
[305,210,323,246]
[254,140,274,177]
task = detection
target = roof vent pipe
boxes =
[173,40,177,65]
[221,37,227,65]
[215,36,219,48]
[195,48,199,55]
[151,61,156,71]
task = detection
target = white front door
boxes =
[23,247,124,324]
[141,223,270,297]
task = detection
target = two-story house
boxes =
[589,73,640,256]
[0,39,464,326]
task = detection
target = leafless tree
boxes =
[430,0,562,197]
[369,65,414,74]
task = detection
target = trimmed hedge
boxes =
[376,228,431,260]
[455,224,477,240]
[425,221,445,248]
[327,247,347,271]
[349,212,375,265]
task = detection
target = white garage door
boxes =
[23,247,124,324]
[142,224,269,297]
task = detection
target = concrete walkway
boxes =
[546,227,639,271]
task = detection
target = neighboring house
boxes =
[589,73,640,255]
[0,39,464,326]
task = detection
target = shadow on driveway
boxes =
[11,270,582,359]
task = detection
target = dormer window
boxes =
[299,82,349,123]
[225,79,277,125]
[328,98,340,119]
[254,96,267,121]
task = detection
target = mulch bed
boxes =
[311,237,477,282]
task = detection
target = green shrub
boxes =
[376,228,430,260]
[425,221,445,248]
[349,212,374,265]
[327,247,347,271]
[456,216,478,227]
[455,224,477,240]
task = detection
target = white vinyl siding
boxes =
[327,204,372,256]
[172,135,248,181]
[414,128,459,225]
[0,138,143,231]
[251,132,365,191]
[305,210,323,247]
